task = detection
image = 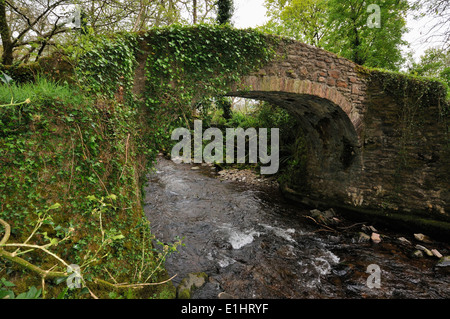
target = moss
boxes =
[0,62,40,83]
[176,272,208,299]
[177,288,191,299]
[368,68,449,106]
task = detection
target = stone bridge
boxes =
[135,36,450,238]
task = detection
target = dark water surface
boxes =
[144,156,450,299]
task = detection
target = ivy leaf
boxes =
[0,72,13,85]
[54,276,69,285]
[111,234,125,241]
[1,278,15,287]
[48,203,61,210]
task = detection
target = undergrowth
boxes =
[0,77,179,299]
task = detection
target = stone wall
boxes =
[228,38,450,237]
[137,33,449,237]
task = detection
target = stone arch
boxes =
[227,75,362,203]
[236,76,357,129]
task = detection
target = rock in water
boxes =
[371,233,381,244]
[415,245,433,257]
[431,249,443,258]
[358,232,371,243]
[436,256,450,268]
[414,233,432,243]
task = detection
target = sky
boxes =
[232,0,443,62]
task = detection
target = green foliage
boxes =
[216,0,234,25]
[261,0,328,47]
[74,33,138,98]
[324,0,409,70]
[262,0,409,70]
[407,47,450,89]
[0,76,176,298]
[202,100,301,173]
[143,24,277,154]
[0,278,42,299]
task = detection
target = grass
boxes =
[0,77,177,299]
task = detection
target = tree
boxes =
[261,0,410,70]
[0,0,73,65]
[407,47,450,86]
[261,0,329,47]
[216,0,233,25]
[0,0,218,65]
[0,0,13,65]
[324,0,409,70]
[413,0,449,50]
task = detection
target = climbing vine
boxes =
[74,33,139,99]
[366,68,450,206]
[142,24,278,153]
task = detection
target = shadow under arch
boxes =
[227,77,362,206]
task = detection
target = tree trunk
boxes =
[193,0,197,24]
[0,0,13,65]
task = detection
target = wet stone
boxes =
[144,156,450,299]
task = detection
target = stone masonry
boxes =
[227,38,450,236]
[136,36,450,237]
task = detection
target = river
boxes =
[143,156,449,299]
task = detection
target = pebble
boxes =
[215,168,277,187]
[358,232,371,243]
[397,237,411,245]
[371,232,381,244]
[412,250,424,258]
[415,244,433,257]
[218,292,235,299]
[191,166,200,170]
[414,233,432,243]
[431,249,443,258]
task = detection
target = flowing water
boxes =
[144,156,450,299]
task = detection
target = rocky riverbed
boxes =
[145,156,450,299]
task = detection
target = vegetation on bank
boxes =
[0,23,448,299]
[0,25,280,299]
[0,76,181,299]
